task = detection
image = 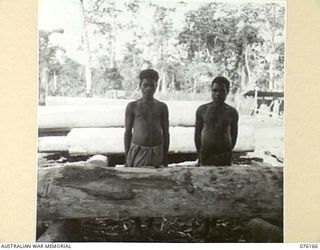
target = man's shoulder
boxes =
[126,100,139,111]
[197,102,211,112]
[224,103,239,115]
[127,98,142,105]
[154,99,168,108]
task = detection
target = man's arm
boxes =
[194,106,204,158]
[161,103,170,167]
[231,109,239,149]
[124,103,134,164]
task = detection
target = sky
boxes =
[39,0,84,62]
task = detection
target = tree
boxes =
[240,3,285,90]
[85,0,123,68]
[39,1,285,100]
[80,0,93,97]
[84,0,128,93]
[54,57,86,97]
[178,2,285,93]
[178,3,243,92]
[39,29,64,105]
[147,3,176,94]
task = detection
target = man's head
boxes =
[211,76,230,104]
[139,69,159,99]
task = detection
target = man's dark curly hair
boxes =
[212,76,230,92]
[139,69,159,85]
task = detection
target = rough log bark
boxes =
[38,126,254,155]
[37,164,283,222]
[39,101,255,131]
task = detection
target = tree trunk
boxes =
[268,57,274,90]
[161,67,167,94]
[40,67,49,105]
[110,11,116,69]
[268,4,277,91]
[37,164,283,222]
[240,64,246,91]
[244,46,252,89]
[193,77,197,96]
[52,70,57,94]
[79,0,92,97]
[170,74,175,92]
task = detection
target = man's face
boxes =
[141,78,157,99]
[211,82,228,104]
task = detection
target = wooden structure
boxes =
[243,90,284,117]
[38,163,283,222]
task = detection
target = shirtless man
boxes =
[194,76,238,166]
[124,69,169,168]
[194,76,238,239]
[194,76,239,240]
[124,69,169,233]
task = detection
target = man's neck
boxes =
[211,101,224,108]
[141,97,154,103]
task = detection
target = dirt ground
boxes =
[80,217,252,243]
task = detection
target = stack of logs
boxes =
[37,97,282,242]
[38,98,255,156]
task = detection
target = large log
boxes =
[38,101,255,131]
[38,136,68,152]
[38,105,126,130]
[46,96,130,106]
[37,163,283,222]
[38,126,255,155]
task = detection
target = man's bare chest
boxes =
[134,105,161,121]
[203,108,232,127]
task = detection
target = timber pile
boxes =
[37,163,283,222]
[38,98,256,156]
[38,126,255,155]
[45,96,130,106]
[39,101,255,132]
[38,105,126,131]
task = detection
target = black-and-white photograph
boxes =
[37,0,285,243]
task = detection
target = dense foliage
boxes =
[39,0,285,101]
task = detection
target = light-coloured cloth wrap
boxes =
[126,143,163,167]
